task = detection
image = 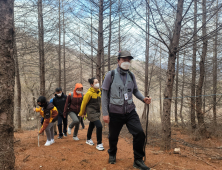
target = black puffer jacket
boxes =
[53,93,67,115]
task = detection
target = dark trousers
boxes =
[80,117,85,129]
[58,114,67,136]
[108,109,145,160]
[87,120,102,145]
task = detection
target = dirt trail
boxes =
[14,126,222,170]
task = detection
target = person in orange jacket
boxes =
[34,96,58,146]
[63,83,85,140]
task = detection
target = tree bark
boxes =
[118,0,121,51]
[142,0,149,119]
[63,0,66,94]
[96,0,104,84]
[79,27,83,84]
[108,0,112,71]
[179,52,185,127]
[58,0,61,88]
[175,53,179,125]
[159,46,163,124]
[0,0,15,169]
[38,0,45,96]
[162,0,184,150]
[196,0,207,136]
[213,0,218,127]
[14,18,21,130]
[191,0,197,131]
[91,4,94,77]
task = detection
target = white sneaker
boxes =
[68,127,71,135]
[50,139,55,144]
[44,140,51,146]
[96,143,104,151]
[86,139,94,146]
[73,136,79,141]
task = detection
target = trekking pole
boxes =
[143,96,149,162]
[35,109,40,147]
[37,123,40,147]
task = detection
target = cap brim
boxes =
[120,56,134,59]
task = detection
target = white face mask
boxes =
[76,91,82,94]
[94,83,100,89]
[57,93,62,97]
[120,62,131,70]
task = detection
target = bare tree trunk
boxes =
[162,0,184,150]
[63,0,66,94]
[118,0,121,51]
[79,27,82,84]
[0,0,15,168]
[203,71,206,114]
[96,0,104,84]
[196,0,207,136]
[142,0,149,119]
[38,0,45,96]
[91,4,94,77]
[159,47,163,124]
[191,0,197,131]
[213,0,218,127]
[175,53,179,125]
[179,52,185,127]
[108,0,112,71]
[14,20,21,130]
[58,0,61,88]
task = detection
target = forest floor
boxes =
[14,122,222,170]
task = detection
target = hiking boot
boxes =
[63,133,67,137]
[133,160,150,170]
[96,143,104,151]
[54,131,57,135]
[86,139,94,146]
[68,127,72,135]
[109,155,116,164]
[50,139,55,144]
[57,135,63,139]
[73,136,79,141]
[44,140,51,146]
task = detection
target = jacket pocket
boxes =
[127,99,133,104]
[110,98,124,105]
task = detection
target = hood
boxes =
[73,83,83,98]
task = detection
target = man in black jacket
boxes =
[53,87,67,139]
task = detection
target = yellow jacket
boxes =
[35,107,44,117]
[79,87,101,122]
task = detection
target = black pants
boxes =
[87,120,102,145]
[108,109,145,160]
[58,114,67,136]
[80,117,85,129]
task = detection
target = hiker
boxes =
[63,83,84,140]
[78,78,104,151]
[51,87,67,139]
[102,51,151,170]
[50,97,58,136]
[34,96,58,146]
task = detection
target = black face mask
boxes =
[38,103,45,107]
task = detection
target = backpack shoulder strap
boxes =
[70,92,73,101]
[111,69,115,84]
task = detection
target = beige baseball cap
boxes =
[118,51,134,59]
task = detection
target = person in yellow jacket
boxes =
[78,78,104,151]
[34,96,58,146]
